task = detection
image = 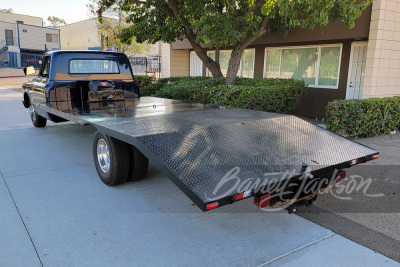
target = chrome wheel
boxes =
[29,105,36,123]
[97,139,110,173]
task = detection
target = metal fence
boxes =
[129,56,161,80]
[0,51,44,69]
[0,52,162,79]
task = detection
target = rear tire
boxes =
[29,105,47,127]
[127,146,149,181]
[93,131,130,186]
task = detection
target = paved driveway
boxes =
[0,79,398,266]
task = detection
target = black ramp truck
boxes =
[21,50,379,212]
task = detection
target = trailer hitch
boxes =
[287,205,298,214]
[305,195,318,207]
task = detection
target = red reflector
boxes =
[372,154,379,160]
[206,202,219,210]
[233,192,244,201]
[336,170,346,183]
[254,194,271,208]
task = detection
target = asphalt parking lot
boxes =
[0,76,399,266]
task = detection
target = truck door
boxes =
[30,55,51,107]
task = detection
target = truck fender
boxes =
[22,91,31,108]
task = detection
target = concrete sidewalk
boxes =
[0,67,38,78]
[0,86,399,266]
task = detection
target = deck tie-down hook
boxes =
[301,162,308,173]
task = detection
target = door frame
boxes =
[345,41,368,99]
[190,51,203,77]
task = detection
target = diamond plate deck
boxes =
[39,97,378,210]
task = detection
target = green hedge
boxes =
[140,77,216,96]
[140,77,307,114]
[325,97,400,137]
[134,75,152,89]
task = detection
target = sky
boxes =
[0,0,93,25]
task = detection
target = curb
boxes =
[0,75,36,79]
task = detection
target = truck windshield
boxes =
[69,59,120,74]
[39,56,51,78]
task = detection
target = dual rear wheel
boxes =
[93,131,149,186]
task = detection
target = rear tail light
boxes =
[233,192,244,201]
[254,194,271,208]
[336,170,346,183]
[372,154,379,160]
[351,158,363,165]
[206,202,219,210]
[233,190,252,201]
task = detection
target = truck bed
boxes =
[39,97,378,210]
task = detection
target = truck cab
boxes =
[22,50,140,127]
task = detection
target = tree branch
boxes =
[167,0,199,50]
[128,0,147,5]
[239,15,270,50]
[166,0,222,77]
[154,3,175,18]
[128,0,175,18]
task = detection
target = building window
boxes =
[240,50,255,78]
[206,49,255,78]
[207,51,231,77]
[264,45,342,88]
[17,20,23,24]
[46,33,59,43]
[5,29,14,46]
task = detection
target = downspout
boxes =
[16,23,21,49]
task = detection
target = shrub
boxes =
[140,76,225,97]
[140,82,162,96]
[134,75,152,89]
[213,80,307,114]
[151,77,307,114]
[325,97,400,137]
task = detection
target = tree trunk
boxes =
[162,0,223,78]
[190,43,223,78]
[101,33,107,51]
[215,46,220,67]
[225,49,244,85]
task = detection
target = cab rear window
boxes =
[69,59,119,74]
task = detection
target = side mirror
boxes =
[23,66,35,76]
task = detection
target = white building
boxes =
[0,11,60,67]
[58,18,163,78]
[58,19,101,50]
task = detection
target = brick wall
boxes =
[363,0,400,98]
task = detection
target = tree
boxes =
[1,8,13,13]
[97,16,151,55]
[47,16,67,27]
[97,0,372,85]
[87,0,150,55]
